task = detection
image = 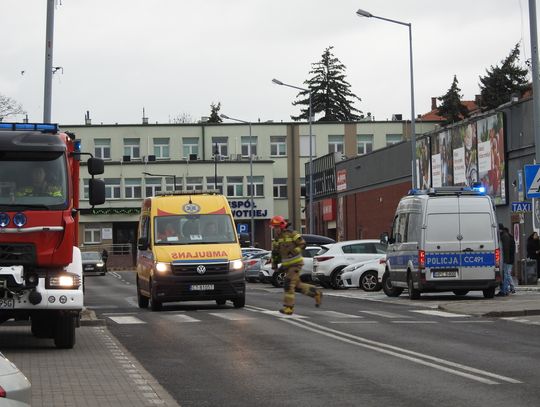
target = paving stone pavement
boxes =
[0,323,179,407]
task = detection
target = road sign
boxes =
[511,201,532,213]
[237,223,249,234]
[524,164,540,198]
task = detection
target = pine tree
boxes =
[207,102,222,123]
[479,43,529,111]
[291,46,362,122]
[437,75,469,124]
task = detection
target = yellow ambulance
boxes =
[136,191,245,311]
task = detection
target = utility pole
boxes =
[529,0,540,162]
[43,0,55,123]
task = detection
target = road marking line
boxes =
[315,310,363,318]
[392,320,438,324]
[329,321,378,324]
[166,314,200,323]
[411,310,470,318]
[109,316,146,324]
[209,313,254,321]
[359,310,412,319]
[450,321,494,324]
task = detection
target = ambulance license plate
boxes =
[0,298,14,309]
[190,284,214,291]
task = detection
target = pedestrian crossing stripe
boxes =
[314,310,363,318]
[411,310,470,318]
[108,316,146,324]
[208,313,254,321]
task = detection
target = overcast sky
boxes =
[0,0,534,125]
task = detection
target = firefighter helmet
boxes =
[270,215,288,229]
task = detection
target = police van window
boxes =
[406,213,422,243]
[426,213,459,243]
[394,214,407,243]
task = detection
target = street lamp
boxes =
[220,114,255,247]
[272,78,314,234]
[356,8,417,189]
[142,171,177,191]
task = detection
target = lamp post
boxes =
[272,78,314,234]
[356,8,417,189]
[142,171,177,191]
[220,114,255,247]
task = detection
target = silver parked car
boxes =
[0,352,31,406]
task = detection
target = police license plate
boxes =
[432,270,458,278]
[0,298,14,309]
[190,284,214,291]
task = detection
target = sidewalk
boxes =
[439,281,540,317]
[0,318,179,407]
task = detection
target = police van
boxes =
[136,190,245,310]
[383,186,501,299]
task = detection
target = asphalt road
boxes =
[85,271,540,407]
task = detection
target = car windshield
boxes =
[0,152,68,210]
[82,252,101,260]
[154,214,237,245]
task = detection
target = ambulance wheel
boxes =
[453,290,469,296]
[382,272,403,297]
[149,279,162,311]
[54,313,76,349]
[407,274,421,300]
[137,277,149,309]
[232,296,245,308]
[483,287,496,299]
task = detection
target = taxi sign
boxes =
[511,202,532,213]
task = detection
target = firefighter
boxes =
[270,215,322,315]
[16,166,62,197]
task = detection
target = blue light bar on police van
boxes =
[0,123,58,133]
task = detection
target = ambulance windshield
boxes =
[155,214,237,245]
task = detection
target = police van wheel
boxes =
[452,290,469,296]
[407,275,421,300]
[382,272,403,297]
[483,287,496,299]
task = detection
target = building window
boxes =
[273,178,288,198]
[145,178,161,197]
[247,176,264,197]
[123,138,140,159]
[165,176,177,192]
[357,134,373,155]
[84,228,101,244]
[270,136,287,156]
[300,177,306,198]
[125,178,142,199]
[94,139,111,160]
[227,176,243,197]
[207,177,223,194]
[212,137,228,158]
[182,137,199,159]
[386,134,402,147]
[105,178,121,199]
[328,135,344,154]
[241,136,257,158]
[153,138,170,159]
[300,135,316,157]
[83,179,89,199]
[185,177,203,191]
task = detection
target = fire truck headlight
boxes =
[48,273,81,289]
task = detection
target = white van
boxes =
[383,187,501,299]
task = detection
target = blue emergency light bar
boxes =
[408,185,486,196]
[0,122,58,133]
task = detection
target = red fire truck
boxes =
[0,123,105,348]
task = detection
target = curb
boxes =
[80,307,106,326]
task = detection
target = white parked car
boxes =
[259,246,321,287]
[340,257,387,291]
[0,352,31,407]
[312,240,387,289]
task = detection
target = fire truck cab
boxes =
[0,123,105,349]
